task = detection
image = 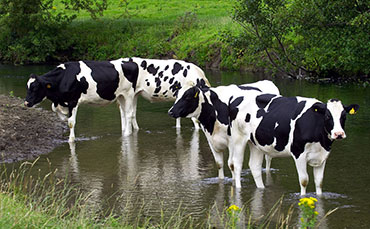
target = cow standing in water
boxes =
[25,58,210,142]
[168,80,280,183]
[228,95,359,195]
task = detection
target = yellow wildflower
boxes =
[228,205,240,212]
[314,211,319,215]
[52,6,56,10]
[349,108,356,115]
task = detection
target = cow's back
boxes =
[130,57,209,102]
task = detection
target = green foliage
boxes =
[0,0,106,64]
[231,0,370,78]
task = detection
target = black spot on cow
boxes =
[209,91,229,125]
[227,96,244,135]
[171,62,184,75]
[291,103,333,158]
[154,86,161,94]
[187,65,190,70]
[141,60,147,70]
[155,77,161,87]
[256,94,277,118]
[250,133,256,145]
[255,97,306,152]
[147,82,150,87]
[122,60,139,91]
[165,65,169,71]
[183,69,188,77]
[238,85,262,92]
[164,76,168,81]
[169,81,182,97]
[169,77,174,84]
[163,90,168,95]
[147,64,159,76]
[245,113,251,122]
[198,95,217,134]
[85,61,119,101]
[196,79,208,89]
[159,71,164,77]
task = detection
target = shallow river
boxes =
[1,64,370,227]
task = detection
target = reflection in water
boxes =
[67,142,104,213]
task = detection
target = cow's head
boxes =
[25,74,50,107]
[168,86,205,119]
[312,99,359,140]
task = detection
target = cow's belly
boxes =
[255,144,291,158]
[79,92,113,105]
[139,89,176,102]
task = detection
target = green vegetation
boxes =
[0,158,306,228]
[0,0,368,79]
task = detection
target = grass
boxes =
[48,0,243,68]
[0,158,303,228]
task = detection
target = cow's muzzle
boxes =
[24,101,32,107]
[168,109,177,118]
[333,131,346,140]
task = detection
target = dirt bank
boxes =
[0,95,67,163]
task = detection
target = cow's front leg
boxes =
[176,118,181,128]
[191,117,200,130]
[208,143,224,180]
[248,144,265,189]
[67,106,78,142]
[294,155,309,196]
[228,137,248,188]
[265,154,272,173]
[313,160,327,196]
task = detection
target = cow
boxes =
[25,58,210,142]
[228,95,359,195]
[168,80,280,182]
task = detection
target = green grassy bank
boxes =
[1,0,244,70]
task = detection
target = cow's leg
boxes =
[228,138,248,188]
[191,117,200,130]
[265,154,272,173]
[294,155,309,196]
[208,143,224,179]
[176,118,181,128]
[67,106,78,143]
[117,96,126,133]
[313,160,327,196]
[248,144,265,189]
[132,94,139,130]
[123,96,135,136]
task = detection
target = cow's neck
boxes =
[198,94,217,135]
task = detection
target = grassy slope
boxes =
[57,0,241,68]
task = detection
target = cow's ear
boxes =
[344,104,359,115]
[29,73,37,79]
[312,102,326,114]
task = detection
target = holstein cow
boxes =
[168,80,280,182]
[228,95,359,195]
[25,58,210,142]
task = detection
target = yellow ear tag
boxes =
[194,91,199,98]
[349,108,356,115]
[46,84,51,89]
[315,109,318,112]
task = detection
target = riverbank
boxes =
[0,95,66,163]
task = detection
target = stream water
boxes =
[1,64,369,227]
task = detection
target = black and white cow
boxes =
[168,80,280,182]
[228,95,359,195]
[25,58,209,142]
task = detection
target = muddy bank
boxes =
[0,95,67,163]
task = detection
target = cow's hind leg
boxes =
[132,94,139,130]
[229,138,248,188]
[313,160,327,196]
[67,106,79,142]
[248,144,265,189]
